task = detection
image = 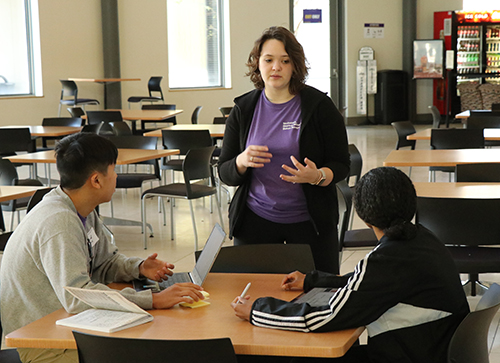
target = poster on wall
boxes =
[356,60,367,114]
[367,60,377,94]
[413,39,444,79]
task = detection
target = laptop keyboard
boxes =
[158,273,191,289]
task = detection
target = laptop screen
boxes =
[190,223,226,285]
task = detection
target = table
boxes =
[0,186,45,231]
[408,128,500,141]
[414,182,500,199]
[68,78,141,109]
[143,124,226,138]
[383,148,500,167]
[0,126,82,137]
[5,273,364,358]
[107,109,184,133]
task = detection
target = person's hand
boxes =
[281,271,306,291]
[139,253,174,281]
[230,295,253,321]
[152,283,205,309]
[236,145,273,174]
[280,156,322,184]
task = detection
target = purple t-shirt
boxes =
[246,91,310,224]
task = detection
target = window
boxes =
[167,0,231,89]
[0,0,42,97]
[463,0,498,10]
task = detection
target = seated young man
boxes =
[0,133,204,363]
[232,167,469,363]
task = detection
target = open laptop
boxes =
[133,223,225,292]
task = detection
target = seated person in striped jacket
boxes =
[231,166,469,363]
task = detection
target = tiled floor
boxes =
[4,122,500,360]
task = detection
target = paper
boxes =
[180,291,210,309]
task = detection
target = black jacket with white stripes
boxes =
[251,225,469,363]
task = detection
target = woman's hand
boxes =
[236,145,273,174]
[230,295,253,321]
[281,271,306,291]
[281,156,332,186]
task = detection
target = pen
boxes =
[238,282,251,304]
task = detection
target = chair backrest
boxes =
[161,129,213,155]
[428,105,442,129]
[81,124,100,133]
[182,146,216,185]
[0,231,13,252]
[42,117,84,127]
[492,103,500,112]
[0,158,19,185]
[430,128,484,149]
[213,117,227,124]
[219,107,233,117]
[109,121,132,136]
[466,115,500,130]
[73,331,237,363]
[336,179,353,249]
[347,144,363,186]
[447,283,500,363]
[147,76,164,100]
[455,163,500,182]
[391,121,416,150]
[416,196,500,247]
[67,106,85,118]
[60,80,78,98]
[195,243,316,273]
[142,104,175,110]
[86,110,123,125]
[191,106,203,124]
[0,128,34,154]
[27,187,54,214]
[470,110,500,117]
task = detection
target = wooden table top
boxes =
[414,182,500,199]
[68,78,141,83]
[383,148,500,167]
[0,186,45,203]
[408,128,500,141]
[143,124,226,138]
[107,109,184,121]
[5,149,179,165]
[0,126,82,137]
[5,273,363,358]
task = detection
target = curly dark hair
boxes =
[245,26,308,95]
[353,167,418,240]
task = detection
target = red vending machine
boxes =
[433,10,500,116]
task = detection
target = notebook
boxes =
[133,223,225,292]
[291,287,339,307]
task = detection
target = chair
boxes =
[213,116,227,124]
[345,144,362,229]
[0,159,43,231]
[428,105,443,129]
[86,110,123,125]
[109,121,132,136]
[40,117,84,148]
[416,196,500,296]
[219,106,233,117]
[140,104,177,132]
[492,103,500,112]
[73,331,237,363]
[455,163,500,182]
[191,105,203,124]
[27,187,54,214]
[430,128,485,182]
[391,121,416,177]
[195,244,316,273]
[67,106,85,118]
[58,80,99,116]
[447,283,500,363]
[142,146,224,250]
[127,76,164,109]
[466,115,500,147]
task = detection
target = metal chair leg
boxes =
[189,200,198,251]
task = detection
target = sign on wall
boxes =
[303,9,322,23]
[364,23,384,38]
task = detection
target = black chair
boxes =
[447,283,500,363]
[219,107,233,117]
[391,121,416,177]
[416,196,500,296]
[40,117,84,148]
[58,80,99,116]
[67,106,85,118]
[346,144,363,187]
[492,103,500,112]
[191,105,203,124]
[127,76,164,108]
[455,163,500,182]
[86,110,123,125]
[0,159,43,231]
[213,116,227,124]
[140,104,177,132]
[466,115,500,147]
[142,146,224,250]
[429,105,442,129]
[109,121,132,136]
[0,127,36,171]
[430,128,485,182]
[195,244,315,274]
[73,331,237,363]
[27,187,54,214]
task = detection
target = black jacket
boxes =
[218,86,350,238]
[251,226,470,363]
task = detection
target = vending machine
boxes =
[433,10,500,116]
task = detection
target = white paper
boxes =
[64,287,146,314]
[356,61,367,114]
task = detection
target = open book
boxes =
[56,287,153,333]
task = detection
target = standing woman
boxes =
[218,26,350,274]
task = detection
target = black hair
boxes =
[55,133,118,190]
[353,167,417,240]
